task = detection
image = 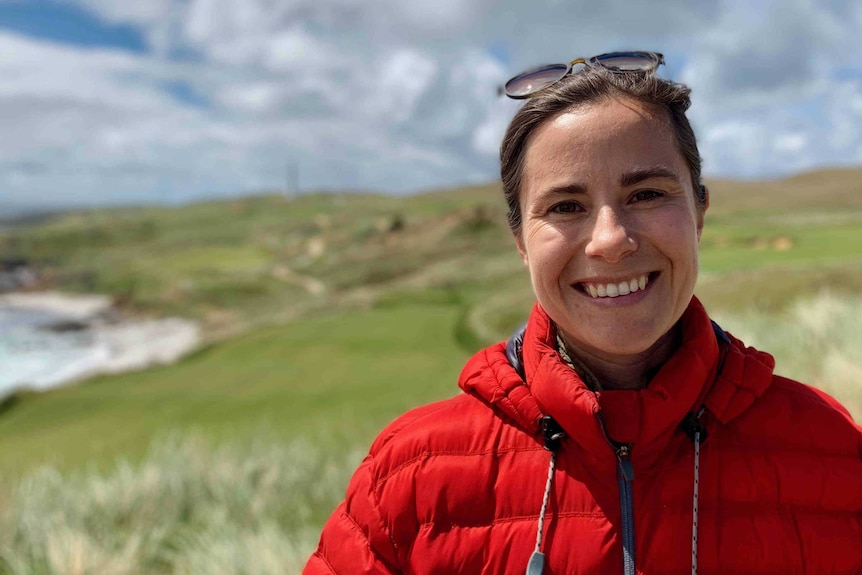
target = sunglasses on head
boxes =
[502,51,665,99]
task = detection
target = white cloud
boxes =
[358,49,438,124]
[1,0,861,212]
[217,82,282,113]
[773,133,807,154]
[472,97,519,157]
[0,34,163,109]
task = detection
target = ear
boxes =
[514,232,529,266]
[696,185,709,242]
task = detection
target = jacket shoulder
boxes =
[368,392,538,474]
[724,374,861,457]
[709,374,862,523]
[358,393,545,558]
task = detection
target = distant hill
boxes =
[705,167,862,213]
[1,166,860,340]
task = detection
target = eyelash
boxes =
[632,189,663,202]
[550,201,583,214]
[549,190,663,214]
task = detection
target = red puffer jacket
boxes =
[305,298,862,574]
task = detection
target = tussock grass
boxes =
[0,294,857,575]
[712,292,862,420]
[0,434,360,575]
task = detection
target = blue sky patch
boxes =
[488,41,511,68]
[0,0,147,52]
[162,80,211,109]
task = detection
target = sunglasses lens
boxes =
[504,64,569,98]
[593,52,659,72]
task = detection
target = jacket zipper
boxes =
[597,413,636,575]
[616,444,636,575]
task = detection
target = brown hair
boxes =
[500,68,706,235]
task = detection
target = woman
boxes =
[304,52,861,575]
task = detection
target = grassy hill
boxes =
[5,168,862,335]
[0,170,861,469]
[0,169,860,574]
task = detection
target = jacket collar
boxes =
[459,297,776,460]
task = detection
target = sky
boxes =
[1,0,861,214]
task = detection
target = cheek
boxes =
[523,232,571,288]
[652,210,700,248]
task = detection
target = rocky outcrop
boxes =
[0,260,39,293]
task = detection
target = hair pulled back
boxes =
[500,68,706,235]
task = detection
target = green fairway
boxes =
[700,211,862,273]
[0,170,860,574]
[0,302,468,478]
[0,167,860,481]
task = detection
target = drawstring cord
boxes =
[690,407,705,575]
[682,407,708,575]
[526,450,556,575]
[528,411,707,575]
[527,417,565,575]
[536,450,556,553]
[508,324,724,575]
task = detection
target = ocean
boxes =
[0,307,110,396]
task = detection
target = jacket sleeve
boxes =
[303,455,401,575]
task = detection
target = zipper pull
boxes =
[616,444,634,482]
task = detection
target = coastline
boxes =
[0,291,201,394]
[0,291,114,322]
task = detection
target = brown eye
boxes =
[551,201,583,214]
[633,190,663,202]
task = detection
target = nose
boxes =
[584,205,637,262]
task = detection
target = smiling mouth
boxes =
[578,272,658,298]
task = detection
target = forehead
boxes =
[522,97,689,190]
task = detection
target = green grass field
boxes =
[0,302,468,478]
[0,169,860,573]
[1,168,860,474]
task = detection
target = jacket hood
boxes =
[459,297,776,457]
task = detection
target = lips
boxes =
[579,273,655,298]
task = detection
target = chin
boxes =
[561,323,669,359]
[594,336,660,357]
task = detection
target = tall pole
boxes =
[286,162,299,198]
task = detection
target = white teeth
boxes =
[581,274,651,299]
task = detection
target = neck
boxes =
[559,325,681,390]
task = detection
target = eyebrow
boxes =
[538,166,682,198]
[543,183,588,197]
[619,166,680,188]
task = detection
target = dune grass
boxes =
[711,292,862,418]
[0,433,358,575]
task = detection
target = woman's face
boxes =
[516,96,706,361]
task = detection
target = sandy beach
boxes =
[0,291,114,321]
[0,291,201,393]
